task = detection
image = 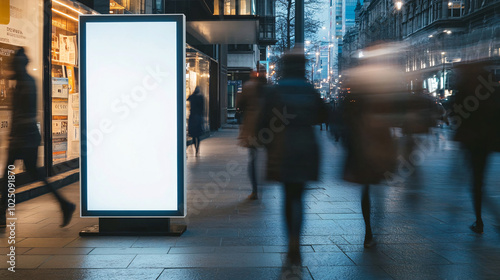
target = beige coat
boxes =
[237,77,265,148]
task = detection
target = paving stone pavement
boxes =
[1,127,500,279]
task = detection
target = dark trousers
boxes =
[467,146,490,224]
[284,183,305,252]
[193,137,200,154]
[362,184,372,236]
[249,147,257,193]
[0,147,67,214]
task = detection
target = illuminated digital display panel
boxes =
[80,15,186,217]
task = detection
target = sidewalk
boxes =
[1,128,500,279]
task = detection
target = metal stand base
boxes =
[79,218,186,236]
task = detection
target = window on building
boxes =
[153,0,164,13]
[239,0,254,15]
[260,22,274,39]
[214,0,256,15]
[225,0,236,15]
[228,44,253,51]
[448,0,464,17]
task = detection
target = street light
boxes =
[395,1,403,10]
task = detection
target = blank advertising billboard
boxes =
[79,15,186,217]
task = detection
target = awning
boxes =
[187,19,258,44]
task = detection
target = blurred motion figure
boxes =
[187,86,204,156]
[451,61,500,233]
[0,48,75,228]
[237,65,267,200]
[340,43,406,247]
[261,48,326,266]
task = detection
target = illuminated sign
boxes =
[80,15,186,217]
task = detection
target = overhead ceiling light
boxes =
[53,0,83,14]
[52,8,79,21]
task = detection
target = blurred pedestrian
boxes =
[237,65,267,200]
[319,100,331,131]
[261,48,326,266]
[340,43,405,248]
[187,86,205,156]
[451,61,500,233]
[0,48,75,228]
[401,82,442,158]
[329,99,344,142]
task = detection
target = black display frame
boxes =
[79,14,186,217]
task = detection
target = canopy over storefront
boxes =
[187,19,258,44]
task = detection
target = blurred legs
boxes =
[248,148,258,199]
[362,184,375,247]
[284,182,305,265]
[469,147,488,233]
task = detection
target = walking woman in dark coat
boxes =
[187,86,205,156]
[0,48,75,228]
[451,62,500,233]
[261,49,326,266]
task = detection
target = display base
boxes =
[79,218,186,236]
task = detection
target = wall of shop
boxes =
[0,0,44,176]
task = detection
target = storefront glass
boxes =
[51,0,95,164]
[186,46,210,137]
[110,0,127,14]
[0,0,44,176]
[112,0,144,14]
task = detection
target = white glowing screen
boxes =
[84,21,180,212]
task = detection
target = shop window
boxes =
[0,0,44,175]
[110,0,126,14]
[186,47,211,136]
[227,80,242,110]
[51,0,95,164]
[112,0,145,14]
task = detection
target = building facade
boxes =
[0,0,259,185]
[223,0,276,120]
[342,0,500,97]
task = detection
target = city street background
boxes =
[1,127,500,279]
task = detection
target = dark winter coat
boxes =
[10,72,41,149]
[187,90,205,138]
[341,93,397,184]
[452,62,500,152]
[261,78,325,183]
